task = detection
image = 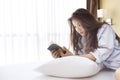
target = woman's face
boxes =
[72,19,85,36]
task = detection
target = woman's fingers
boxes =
[51,49,61,58]
[51,47,73,58]
[60,47,73,57]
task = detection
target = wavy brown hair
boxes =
[68,8,120,54]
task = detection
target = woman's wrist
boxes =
[82,53,96,61]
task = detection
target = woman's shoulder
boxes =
[100,23,111,29]
[97,23,114,37]
[98,23,112,33]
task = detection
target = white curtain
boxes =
[0,0,39,66]
[37,0,86,63]
[0,0,86,66]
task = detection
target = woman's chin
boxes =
[80,33,85,36]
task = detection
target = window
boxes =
[0,0,86,66]
[37,0,86,63]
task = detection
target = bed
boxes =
[0,62,115,80]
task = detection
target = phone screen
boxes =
[47,44,61,51]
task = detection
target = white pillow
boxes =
[35,56,100,78]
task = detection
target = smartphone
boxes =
[47,43,62,51]
[47,43,66,53]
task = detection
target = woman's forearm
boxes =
[82,53,96,61]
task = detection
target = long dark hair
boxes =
[68,8,120,54]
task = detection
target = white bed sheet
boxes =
[0,63,116,80]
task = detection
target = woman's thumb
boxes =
[63,46,68,50]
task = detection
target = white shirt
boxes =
[78,24,120,70]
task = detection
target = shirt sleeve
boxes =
[91,24,116,64]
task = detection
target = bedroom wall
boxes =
[100,0,120,36]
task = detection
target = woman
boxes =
[51,8,120,80]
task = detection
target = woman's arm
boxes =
[60,47,96,62]
[82,53,96,61]
[90,24,115,63]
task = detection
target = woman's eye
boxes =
[78,25,81,27]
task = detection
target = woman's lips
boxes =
[79,32,84,36]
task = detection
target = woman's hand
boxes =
[82,53,96,61]
[60,46,73,57]
[51,47,73,58]
[51,48,63,58]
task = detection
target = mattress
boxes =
[0,62,115,80]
